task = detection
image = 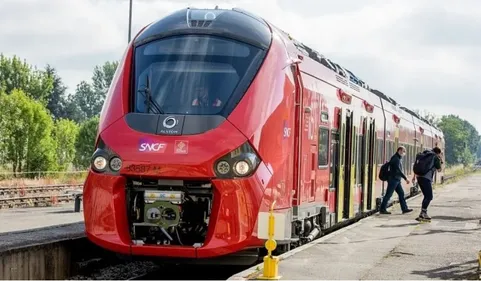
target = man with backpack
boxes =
[379,146,413,214]
[412,147,443,221]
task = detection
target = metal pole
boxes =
[128,0,133,43]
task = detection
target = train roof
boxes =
[133,7,272,50]
[259,14,441,132]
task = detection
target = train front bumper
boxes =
[82,160,279,259]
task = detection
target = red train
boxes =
[83,7,445,264]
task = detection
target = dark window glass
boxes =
[133,35,263,115]
[318,127,329,166]
[357,135,362,182]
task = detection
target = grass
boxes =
[435,164,480,187]
[0,169,87,187]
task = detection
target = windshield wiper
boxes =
[137,74,163,114]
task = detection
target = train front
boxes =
[82,8,274,261]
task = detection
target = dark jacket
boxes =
[416,150,442,182]
[389,152,407,181]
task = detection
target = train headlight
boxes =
[216,161,230,175]
[90,137,122,174]
[213,142,261,179]
[233,160,250,176]
[109,157,122,171]
[93,156,107,171]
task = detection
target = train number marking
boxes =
[126,164,151,173]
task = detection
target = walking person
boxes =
[412,147,443,221]
[379,146,413,214]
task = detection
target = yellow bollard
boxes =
[478,250,481,279]
[258,201,281,280]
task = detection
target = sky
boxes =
[0,0,480,131]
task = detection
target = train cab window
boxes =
[133,35,264,116]
[318,127,329,167]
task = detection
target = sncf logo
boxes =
[138,138,167,152]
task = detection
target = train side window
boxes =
[377,139,383,164]
[318,127,329,168]
[406,145,410,174]
[356,135,362,182]
[352,127,357,180]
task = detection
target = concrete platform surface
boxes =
[0,203,84,234]
[236,173,481,280]
[0,222,85,252]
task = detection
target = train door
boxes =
[343,110,354,219]
[303,96,316,204]
[367,119,376,210]
[333,108,344,223]
[329,129,340,221]
[361,118,368,212]
[291,62,303,207]
[309,144,317,202]
[291,61,316,206]
[394,126,401,173]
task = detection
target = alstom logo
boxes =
[138,138,167,152]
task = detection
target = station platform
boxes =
[0,202,88,280]
[0,202,83,234]
[231,173,481,280]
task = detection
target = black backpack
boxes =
[413,150,435,176]
[378,161,390,181]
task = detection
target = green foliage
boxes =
[74,117,100,169]
[477,140,481,160]
[0,54,54,104]
[92,61,119,96]
[436,115,480,166]
[53,119,80,171]
[0,55,118,176]
[0,89,57,176]
[45,65,69,120]
[66,61,119,123]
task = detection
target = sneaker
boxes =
[416,211,431,221]
[402,208,413,214]
[380,210,391,214]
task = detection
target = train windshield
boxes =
[133,35,264,115]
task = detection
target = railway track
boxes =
[0,184,83,209]
[0,183,83,196]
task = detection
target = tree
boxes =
[65,61,119,123]
[71,81,98,121]
[45,65,69,120]
[53,119,80,171]
[92,61,119,97]
[477,140,481,160]
[0,89,57,176]
[0,54,54,104]
[26,101,58,175]
[437,114,479,166]
[74,117,100,169]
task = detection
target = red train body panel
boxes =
[82,7,445,263]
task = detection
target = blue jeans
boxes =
[380,178,408,211]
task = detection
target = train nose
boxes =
[94,114,251,179]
